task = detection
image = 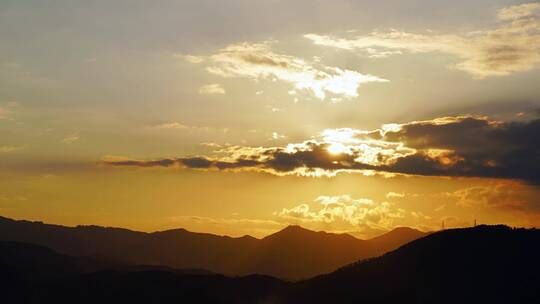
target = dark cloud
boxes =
[180,157,214,168]
[103,115,540,182]
[383,116,540,181]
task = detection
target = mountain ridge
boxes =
[0,215,426,279]
[0,216,424,241]
[1,225,538,303]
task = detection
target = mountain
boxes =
[2,225,538,304]
[368,226,428,249]
[279,225,540,304]
[247,225,373,279]
[250,225,425,279]
[0,216,425,279]
[0,241,213,280]
[0,241,285,304]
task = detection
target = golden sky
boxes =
[1,0,540,238]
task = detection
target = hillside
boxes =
[0,216,425,279]
[0,241,284,304]
[280,225,540,303]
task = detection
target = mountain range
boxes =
[0,216,425,279]
[1,225,539,304]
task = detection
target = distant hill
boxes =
[0,241,285,304]
[0,216,425,279]
[279,225,540,304]
[368,226,428,248]
[0,241,214,280]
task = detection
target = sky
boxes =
[1,0,540,238]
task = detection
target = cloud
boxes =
[170,215,281,227]
[149,122,229,133]
[186,41,387,100]
[446,182,528,208]
[410,211,431,220]
[0,146,22,153]
[102,114,540,182]
[180,54,205,64]
[305,2,540,78]
[199,83,226,95]
[386,192,405,198]
[61,135,80,144]
[277,195,405,230]
[167,215,283,238]
[152,122,189,129]
[271,132,285,140]
[381,115,540,182]
[497,2,540,21]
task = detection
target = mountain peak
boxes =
[388,226,424,235]
[262,225,318,241]
[281,225,312,233]
[367,226,427,250]
[263,225,361,244]
[371,226,425,239]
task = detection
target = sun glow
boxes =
[322,128,359,143]
[327,142,349,154]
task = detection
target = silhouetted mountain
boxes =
[0,241,213,280]
[279,225,540,304]
[0,241,285,304]
[249,225,424,279]
[368,226,428,249]
[0,216,425,279]
[2,225,538,303]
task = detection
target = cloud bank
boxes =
[103,114,540,182]
[277,195,405,231]
[306,2,540,78]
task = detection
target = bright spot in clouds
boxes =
[327,142,350,155]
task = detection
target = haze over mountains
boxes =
[1,225,539,304]
[0,216,426,279]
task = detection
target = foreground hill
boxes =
[0,241,284,304]
[279,225,540,304]
[0,216,425,279]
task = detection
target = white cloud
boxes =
[497,2,540,21]
[149,122,229,134]
[271,132,285,140]
[199,83,226,95]
[305,2,540,78]
[189,41,387,101]
[61,135,80,144]
[277,195,405,230]
[153,122,189,129]
[177,54,205,64]
[386,192,405,198]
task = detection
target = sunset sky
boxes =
[1,0,540,238]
